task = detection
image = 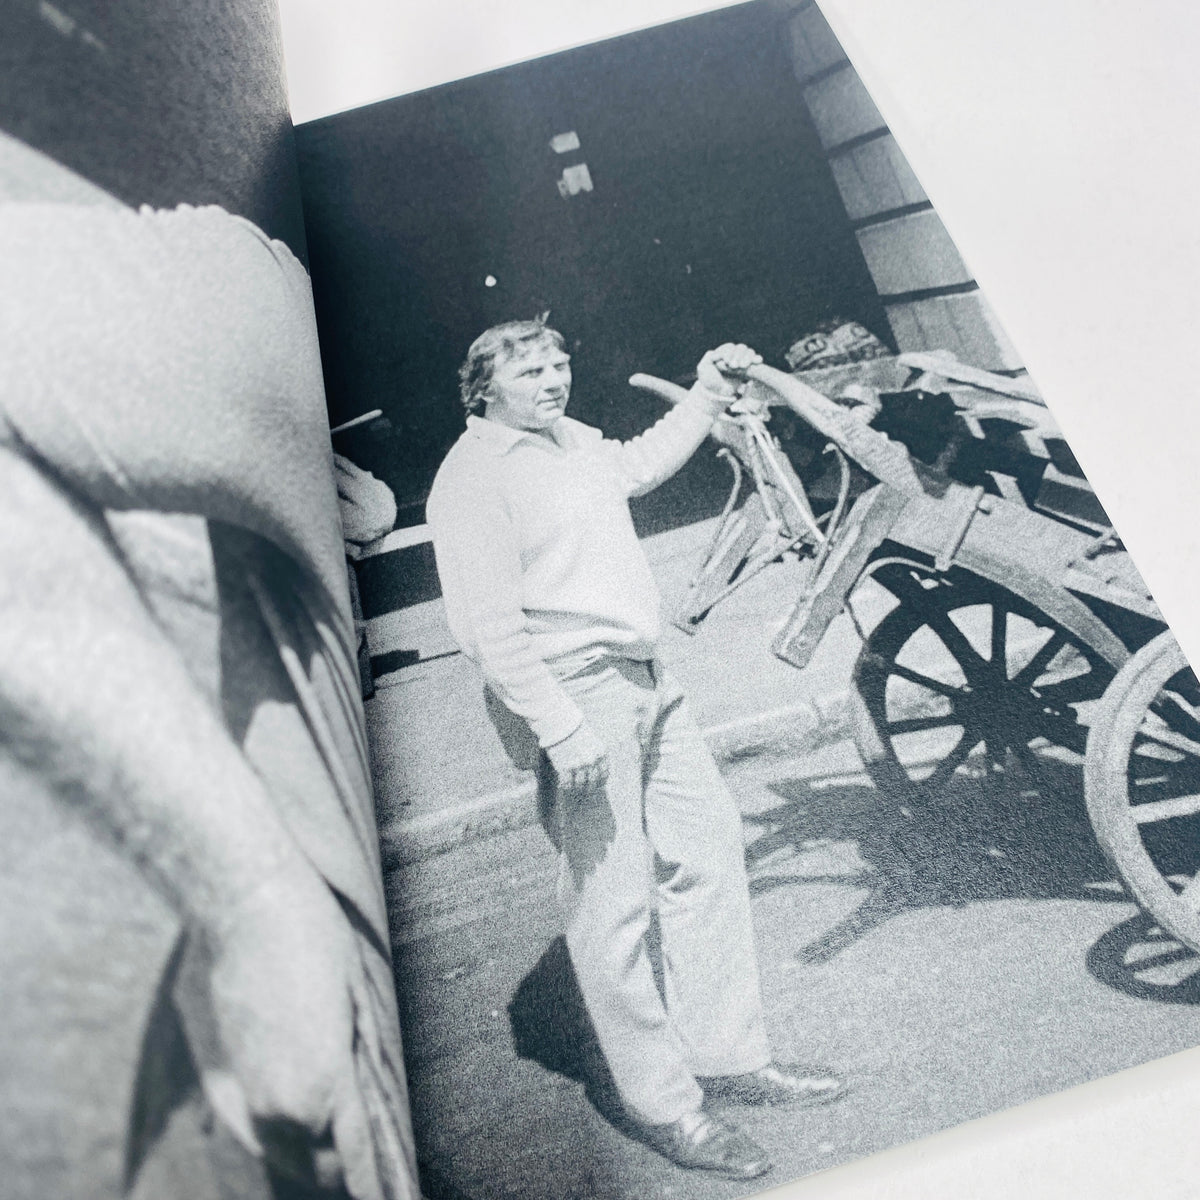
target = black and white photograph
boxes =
[0,4,417,1198]
[294,3,1200,1198]
[6,1,1200,1199]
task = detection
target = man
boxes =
[427,318,844,1182]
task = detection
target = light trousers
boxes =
[542,658,771,1124]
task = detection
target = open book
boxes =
[5,2,1200,1198]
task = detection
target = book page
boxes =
[288,2,1200,1200]
[0,4,418,1198]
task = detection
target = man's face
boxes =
[483,338,572,433]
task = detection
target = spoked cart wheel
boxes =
[853,565,1120,801]
[1085,631,1200,954]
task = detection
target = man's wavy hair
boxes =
[459,316,566,416]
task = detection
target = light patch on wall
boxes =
[38,1,76,35]
[557,163,593,197]
[37,1,106,51]
[484,274,497,287]
[549,131,581,154]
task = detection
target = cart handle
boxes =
[745,363,929,498]
[628,372,748,456]
[629,371,825,542]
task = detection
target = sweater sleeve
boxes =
[600,383,727,498]
[426,468,585,749]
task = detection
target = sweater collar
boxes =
[465,413,597,455]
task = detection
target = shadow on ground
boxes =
[389,750,1200,1200]
[1087,912,1200,1005]
[508,937,630,1130]
[743,755,1200,1001]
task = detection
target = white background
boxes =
[276,2,1200,1196]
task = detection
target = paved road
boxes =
[385,737,1200,1200]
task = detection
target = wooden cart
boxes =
[634,359,1200,953]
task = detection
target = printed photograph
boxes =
[0,4,417,1197]
[296,3,1200,1197]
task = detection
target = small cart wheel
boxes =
[853,566,1118,801]
[1085,631,1200,954]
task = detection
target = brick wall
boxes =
[783,1,1025,374]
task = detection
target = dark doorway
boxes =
[297,1,890,535]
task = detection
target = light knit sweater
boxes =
[426,386,725,747]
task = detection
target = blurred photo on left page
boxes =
[0,4,419,1198]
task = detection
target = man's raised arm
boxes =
[603,343,762,496]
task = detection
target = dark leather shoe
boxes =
[700,1063,846,1108]
[637,1109,774,1180]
